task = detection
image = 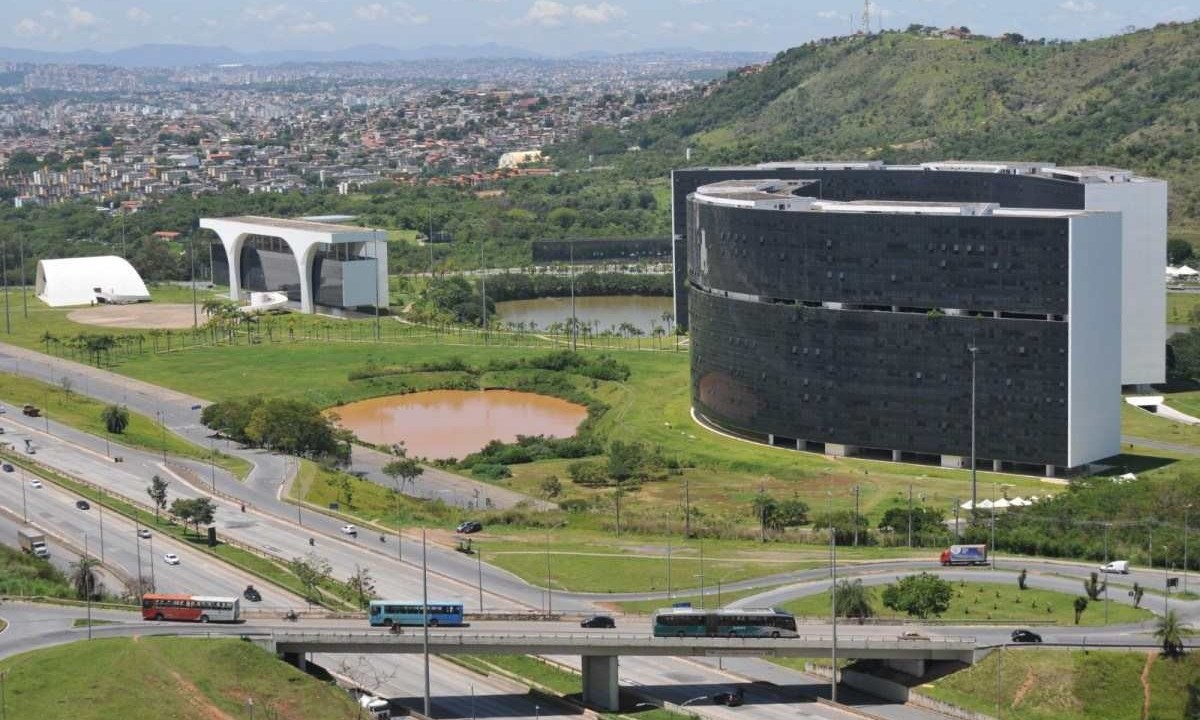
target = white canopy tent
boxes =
[35,256,150,307]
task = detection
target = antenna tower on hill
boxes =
[861,0,871,34]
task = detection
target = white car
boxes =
[163,553,180,565]
[138,528,151,539]
[341,524,358,536]
[29,478,43,489]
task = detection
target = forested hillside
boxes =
[558,21,1200,240]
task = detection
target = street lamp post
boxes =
[969,343,978,512]
[1164,546,1170,616]
[991,482,997,570]
[477,544,484,613]
[19,467,27,522]
[830,517,838,704]
[1103,522,1110,625]
[421,529,431,717]
[570,242,577,352]
[1185,504,1192,597]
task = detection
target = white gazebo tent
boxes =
[35,256,150,307]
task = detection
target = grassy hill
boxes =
[559,22,1200,241]
[0,637,360,719]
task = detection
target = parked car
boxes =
[580,615,616,629]
[1010,629,1043,644]
[75,499,90,510]
[29,478,42,489]
[341,524,358,536]
[137,528,151,539]
[163,553,180,566]
[1,463,12,472]
[712,689,744,707]
[456,520,483,534]
[1100,560,1130,574]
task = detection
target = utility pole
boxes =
[954,497,961,540]
[427,202,434,276]
[477,545,484,613]
[853,485,860,547]
[1185,504,1192,597]
[421,529,431,717]
[479,234,487,343]
[830,516,838,703]
[969,344,978,513]
[1103,522,1110,625]
[3,240,10,335]
[684,481,691,539]
[134,516,144,598]
[907,484,913,549]
[189,235,197,329]
[569,242,577,352]
[19,236,27,320]
[84,533,93,640]
[545,530,553,615]
[991,482,997,570]
[666,535,673,601]
[374,234,382,341]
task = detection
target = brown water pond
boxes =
[332,389,588,461]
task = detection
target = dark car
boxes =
[1011,629,1043,644]
[75,499,90,510]
[243,585,262,602]
[580,615,616,629]
[712,689,745,707]
[456,520,483,534]
[1,463,12,472]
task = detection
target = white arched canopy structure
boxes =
[199,216,387,314]
[36,255,150,307]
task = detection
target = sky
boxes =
[4,0,1199,55]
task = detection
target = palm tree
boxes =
[101,404,130,434]
[834,579,875,622]
[1154,609,1186,657]
[70,556,101,600]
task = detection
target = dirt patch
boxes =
[1140,651,1155,720]
[68,303,200,329]
[168,668,237,720]
[1011,667,1037,708]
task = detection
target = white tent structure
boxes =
[35,256,150,307]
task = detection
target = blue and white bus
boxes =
[651,607,798,638]
[368,600,465,627]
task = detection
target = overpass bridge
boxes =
[252,630,978,710]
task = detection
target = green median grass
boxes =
[71,618,120,627]
[0,372,250,479]
[920,648,1200,720]
[780,581,1154,626]
[0,637,360,719]
[613,585,790,614]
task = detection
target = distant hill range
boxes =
[564,22,1200,237]
[0,42,768,68]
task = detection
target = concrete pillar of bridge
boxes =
[281,651,307,672]
[581,655,620,711]
[826,443,857,458]
[884,657,925,678]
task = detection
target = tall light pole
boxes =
[477,544,484,613]
[545,530,552,615]
[421,529,431,717]
[1163,545,1170,617]
[570,241,577,352]
[190,234,198,329]
[18,236,27,320]
[479,232,487,343]
[19,467,27,522]
[968,343,978,512]
[990,482,997,570]
[1103,522,1110,625]
[830,515,838,704]
[84,533,93,639]
[1185,504,1192,597]
[907,483,913,549]
[852,484,860,547]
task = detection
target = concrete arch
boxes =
[200,216,387,314]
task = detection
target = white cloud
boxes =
[354,3,390,21]
[244,3,290,22]
[1059,0,1098,11]
[126,7,151,25]
[729,17,755,29]
[688,20,711,33]
[817,9,843,19]
[66,6,99,28]
[525,0,568,26]
[572,2,625,23]
[659,20,677,30]
[13,18,45,36]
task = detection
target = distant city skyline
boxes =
[4,0,1199,56]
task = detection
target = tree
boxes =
[170,497,216,535]
[1083,571,1106,601]
[1073,596,1089,624]
[59,375,73,397]
[568,460,609,487]
[347,564,376,609]
[1169,238,1195,266]
[101,404,129,434]
[540,475,563,499]
[290,552,332,604]
[382,452,424,495]
[147,475,169,521]
[70,556,101,600]
[834,579,875,621]
[607,440,644,483]
[881,573,954,619]
[1154,609,1186,657]
[753,491,778,541]
[1018,568,1028,591]
[1169,329,1200,381]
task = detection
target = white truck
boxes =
[18,527,49,558]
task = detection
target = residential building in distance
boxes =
[684,174,1134,476]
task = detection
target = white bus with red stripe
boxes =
[142,593,241,623]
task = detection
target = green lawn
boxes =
[71,618,120,627]
[1167,292,1200,326]
[613,585,790,614]
[781,581,1154,626]
[919,649,1200,720]
[0,543,73,598]
[0,372,250,479]
[0,638,360,719]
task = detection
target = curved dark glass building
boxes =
[685,176,1129,474]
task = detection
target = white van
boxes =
[358,694,390,719]
[1100,560,1129,574]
